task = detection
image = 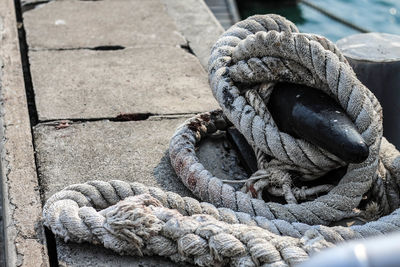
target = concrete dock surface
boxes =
[0,0,225,266]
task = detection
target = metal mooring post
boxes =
[336,33,400,149]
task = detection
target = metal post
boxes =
[337,33,400,149]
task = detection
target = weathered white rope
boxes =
[43,179,400,266]
[43,15,400,266]
[169,110,397,224]
[43,179,400,241]
[209,15,380,175]
[170,14,388,225]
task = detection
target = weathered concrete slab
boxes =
[29,47,218,121]
[0,0,49,266]
[34,117,198,265]
[23,0,186,49]
[34,118,194,207]
[161,0,224,68]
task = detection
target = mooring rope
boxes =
[43,15,400,266]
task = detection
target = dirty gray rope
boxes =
[43,15,400,266]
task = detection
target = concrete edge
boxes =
[161,0,224,69]
[0,0,49,266]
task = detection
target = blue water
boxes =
[237,0,400,42]
[295,3,360,41]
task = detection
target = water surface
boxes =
[237,0,400,41]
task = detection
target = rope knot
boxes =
[102,194,164,253]
[301,228,334,255]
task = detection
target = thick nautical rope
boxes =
[208,14,381,178]
[42,15,400,266]
[43,179,400,266]
[169,110,398,224]
[203,14,387,223]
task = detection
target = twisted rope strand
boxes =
[44,179,400,266]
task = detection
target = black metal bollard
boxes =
[337,33,400,149]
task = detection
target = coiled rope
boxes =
[43,15,400,266]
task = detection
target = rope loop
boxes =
[183,14,390,224]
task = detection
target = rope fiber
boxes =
[43,15,400,266]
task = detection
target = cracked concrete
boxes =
[29,46,218,121]
[161,0,224,69]
[34,118,195,201]
[23,0,220,122]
